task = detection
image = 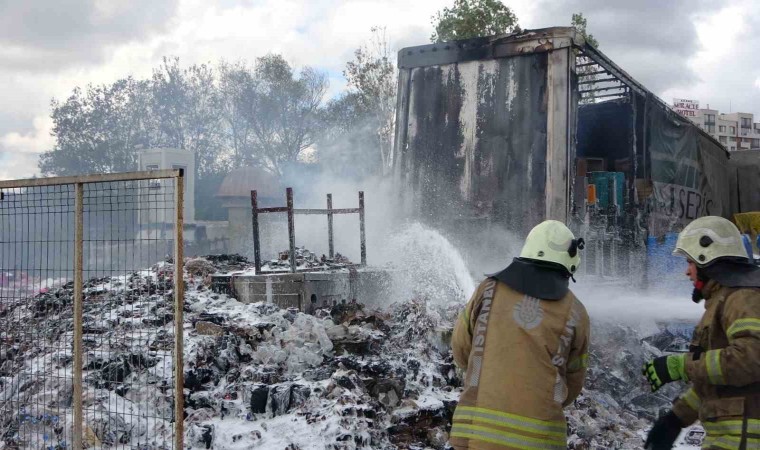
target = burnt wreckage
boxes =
[391,27,759,278]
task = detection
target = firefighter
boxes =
[450,220,590,450]
[642,216,760,449]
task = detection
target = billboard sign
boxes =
[673,98,699,117]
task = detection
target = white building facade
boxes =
[673,99,760,152]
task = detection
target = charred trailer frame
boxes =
[250,187,367,273]
[392,27,733,280]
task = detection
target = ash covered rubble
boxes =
[182,265,462,450]
[0,254,702,449]
[261,247,353,272]
[0,263,178,449]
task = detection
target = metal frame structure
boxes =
[251,187,366,273]
[0,169,184,450]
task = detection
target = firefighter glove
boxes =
[642,354,688,392]
[644,411,683,450]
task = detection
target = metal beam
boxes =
[73,183,83,450]
[580,85,627,94]
[256,207,289,213]
[583,91,630,101]
[327,194,334,259]
[251,190,262,273]
[286,188,296,273]
[578,45,646,97]
[255,207,362,215]
[293,208,362,215]
[359,191,366,266]
[578,77,618,85]
[577,69,609,77]
[0,169,182,189]
[173,173,185,450]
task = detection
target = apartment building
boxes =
[673,99,760,151]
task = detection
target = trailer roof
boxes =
[398,26,728,156]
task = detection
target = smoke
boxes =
[267,116,705,334]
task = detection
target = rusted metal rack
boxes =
[250,188,366,273]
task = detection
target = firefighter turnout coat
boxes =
[450,277,590,450]
[672,280,760,449]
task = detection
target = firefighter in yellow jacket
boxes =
[450,220,591,450]
[642,216,760,449]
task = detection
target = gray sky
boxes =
[0,0,758,180]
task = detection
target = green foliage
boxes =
[40,55,327,179]
[40,77,155,176]
[571,12,600,104]
[431,0,519,42]
[572,13,598,48]
[341,27,397,174]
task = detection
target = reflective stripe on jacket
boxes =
[450,278,590,450]
[672,281,760,450]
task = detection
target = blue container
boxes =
[647,232,684,288]
[589,172,625,210]
[742,234,753,259]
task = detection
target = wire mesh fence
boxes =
[0,171,184,449]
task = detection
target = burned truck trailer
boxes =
[392,27,735,277]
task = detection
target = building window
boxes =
[720,136,727,144]
[730,126,736,134]
[706,125,715,133]
[705,114,715,125]
[730,137,737,142]
[741,117,751,128]
[752,138,760,148]
[719,125,726,133]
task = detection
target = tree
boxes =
[431,0,519,42]
[343,27,397,173]
[39,55,328,180]
[218,61,258,167]
[316,93,381,179]
[571,13,598,48]
[151,57,226,178]
[242,54,328,176]
[39,77,156,176]
[571,13,601,104]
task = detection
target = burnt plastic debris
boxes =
[0,254,692,449]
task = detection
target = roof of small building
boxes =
[216,167,282,198]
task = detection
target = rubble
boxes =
[262,246,353,272]
[0,254,705,449]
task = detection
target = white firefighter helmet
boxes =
[673,216,748,266]
[519,220,583,274]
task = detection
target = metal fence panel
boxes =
[0,171,184,449]
[0,184,76,449]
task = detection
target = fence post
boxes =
[359,191,366,266]
[174,173,185,449]
[251,190,262,273]
[327,194,334,259]
[286,188,296,273]
[73,182,84,450]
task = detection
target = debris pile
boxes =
[0,264,177,449]
[262,247,353,272]
[0,255,704,449]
